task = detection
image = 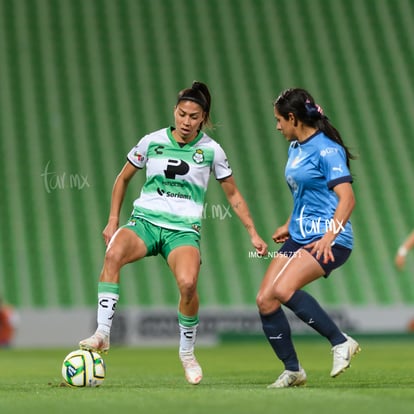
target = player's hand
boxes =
[395,254,406,271]
[251,234,268,256]
[305,235,335,264]
[272,224,290,243]
[102,217,119,246]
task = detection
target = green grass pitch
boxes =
[0,336,413,414]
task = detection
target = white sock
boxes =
[179,323,198,355]
[96,292,119,336]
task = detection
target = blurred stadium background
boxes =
[1,0,414,347]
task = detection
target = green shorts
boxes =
[121,216,200,259]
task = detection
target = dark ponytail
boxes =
[177,81,212,128]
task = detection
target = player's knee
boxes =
[178,278,197,300]
[256,286,290,311]
[256,290,273,313]
[104,246,124,268]
[272,285,292,304]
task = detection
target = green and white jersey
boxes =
[127,127,232,234]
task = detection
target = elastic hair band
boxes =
[305,99,324,118]
[177,96,207,111]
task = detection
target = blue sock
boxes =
[260,308,300,371]
[284,290,346,346]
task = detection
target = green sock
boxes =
[98,281,120,295]
[177,311,199,327]
[178,311,199,354]
[97,282,120,334]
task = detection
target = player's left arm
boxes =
[307,182,355,263]
[219,176,267,255]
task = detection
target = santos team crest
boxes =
[192,149,204,164]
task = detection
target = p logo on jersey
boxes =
[164,159,189,179]
[193,149,204,164]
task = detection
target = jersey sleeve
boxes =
[213,144,232,180]
[319,145,352,189]
[127,135,150,168]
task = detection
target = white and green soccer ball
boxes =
[61,349,106,387]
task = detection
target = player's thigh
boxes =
[167,245,201,289]
[274,248,324,293]
[258,253,291,293]
[106,227,148,265]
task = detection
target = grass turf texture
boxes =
[0,336,413,414]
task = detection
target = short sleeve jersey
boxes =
[285,131,353,248]
[127,127,232,233]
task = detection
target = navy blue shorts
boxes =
[278,238,352,277]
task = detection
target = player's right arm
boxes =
[102,161,140,245]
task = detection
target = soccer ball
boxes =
[61,349,106,387]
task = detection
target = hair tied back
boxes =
[305,99,324,118]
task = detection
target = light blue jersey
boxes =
[285,131,353,248]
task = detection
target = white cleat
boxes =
[267,367,307,388]
[179,352,203,385]
[79,331,110,354]
[330,333,361,377]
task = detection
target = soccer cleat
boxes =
[267,367,307,388]
[179,352,203,385]
[79,331,110,354]
[330,333,361,377]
